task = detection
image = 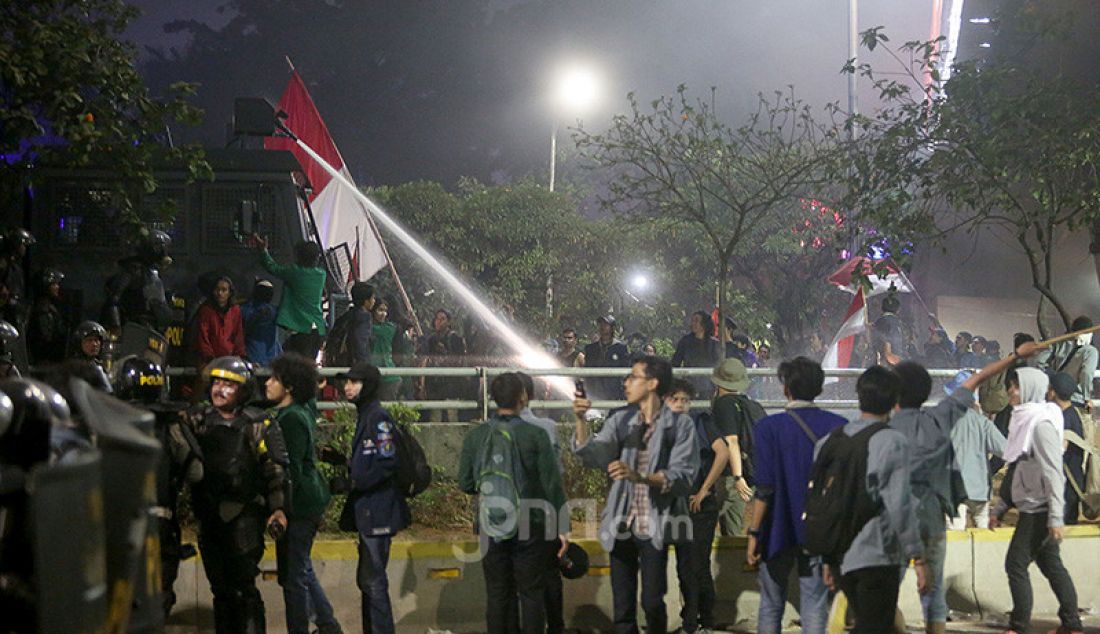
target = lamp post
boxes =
[549,64,600,192]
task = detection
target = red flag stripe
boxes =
[264,71,345,202]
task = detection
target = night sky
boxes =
[127,0,933,188]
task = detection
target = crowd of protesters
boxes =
[5,220,1100,634]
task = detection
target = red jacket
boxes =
[192,302,246,366]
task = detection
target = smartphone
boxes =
[574,379,587,399]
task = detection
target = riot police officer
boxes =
[114,356,202,619]
[103,230,175,334]
[0,228,34,312]
[27,268,67,365]
[187,356,289,633]
[70,320,111,392]
[0,320,21,378]
[0,378,78,632]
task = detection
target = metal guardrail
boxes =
[164,365,989,420]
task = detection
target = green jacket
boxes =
[261,249,328,336]
[276,401,331,519]
[458,414,567,537]
[370,321,400,384]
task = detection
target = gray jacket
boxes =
[992,421,1065,527]
[573,405,699,551]
[1036,340,1098,406]
[816,417,924,573]
[888,388,974,532]
[950,409,1006,502]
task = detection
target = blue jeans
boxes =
[358,535,395,634]
[276,516,340,634]
[756,548,828,634]
[919,530,948,623]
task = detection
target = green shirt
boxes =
[370,321,400,384]
[261,249,328,336]
[275,401,331,519]
[457,415,567,536]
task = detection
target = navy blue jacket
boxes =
[349,399,411,537]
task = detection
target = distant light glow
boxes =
[629,273,650,292]
[553,65,600,114]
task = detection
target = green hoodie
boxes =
[276,401,331,519]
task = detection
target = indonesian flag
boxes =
[823,287,868,371]
[265,70,387,283]
[827,256,913,297]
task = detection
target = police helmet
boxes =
[0,379,70,470]
[0,320,18,352]
[36,268,64,295]
[202,356,254,403]
[73,320,108,343]
[113,356,165,404]
[4,228,34,251]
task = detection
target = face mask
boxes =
[1077,333,1093,347]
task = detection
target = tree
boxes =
[843,24,1100,336]
[0,0,208,232]
[574,86,842,353]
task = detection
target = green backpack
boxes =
[476,420,526,540]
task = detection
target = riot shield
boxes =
[116,322,169,367]
[68,379,161,634]
[30,448,109,634]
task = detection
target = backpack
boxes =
[323,309,358,367]
[475,420,526,540]
[803,422,888,560]
[392,422,432,497]
[722,395,766,481]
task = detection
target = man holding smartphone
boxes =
[572,355,698,634]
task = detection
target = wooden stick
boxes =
[1036,323,1100,348]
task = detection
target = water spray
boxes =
[289,135,575,397]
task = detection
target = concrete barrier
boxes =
[166,525,1100,632]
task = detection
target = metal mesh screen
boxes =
[50,184,124,249]
[325,242,352,293]
[200,185,279,252]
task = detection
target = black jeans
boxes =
[610,537,669,634]
[545,539,565,634]
[1006,512,1081,633]
[839,565,900,634]
[483,537,550,634]
[674,505,718,632]
[1064,481,1081,525]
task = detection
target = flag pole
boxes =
[285,56,296,73]
[357,197,423,337]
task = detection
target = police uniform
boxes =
[349,398,410,634]
[190,403,288,634]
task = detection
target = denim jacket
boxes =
[573,405,699,551]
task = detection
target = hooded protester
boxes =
[991,367,1083,634]
[338,362,410,634]
[190,273,246,368]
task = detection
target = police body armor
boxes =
[192,406,286,524]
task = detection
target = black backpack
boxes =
[392,422,433,497]
[803,422,887,560]
[323,309,358,367]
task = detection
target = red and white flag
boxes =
[265,70,387,284]
[827,256,912,297]
[822,286,868,371]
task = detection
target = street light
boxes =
[549,64,600,192]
